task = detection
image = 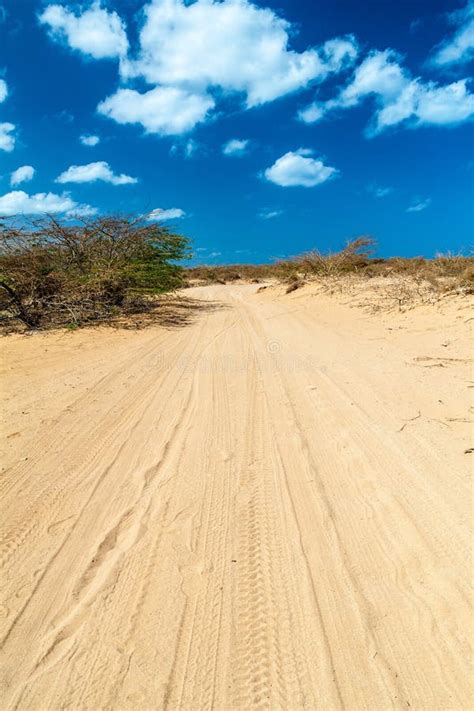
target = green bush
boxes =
[0,215,191,329]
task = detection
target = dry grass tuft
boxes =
[186,238,473,310]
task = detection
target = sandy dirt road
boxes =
[0,283,472,710]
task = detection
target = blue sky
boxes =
[0,0,473,263]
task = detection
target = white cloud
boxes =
[414,80,474,125]
[340,51,407,108]
[147,207,186,221]
[367,183,393,198]
[298,102,326,124]
[407,197,431,213]
[222,138,250,156]
[0,190,96,217]
[372,77,474,133]
[432,0,474,66]
[258,208,283,219]
[39,1,128,60]
[66,204,98,218]
[300,50,410,128]
[184,139,199,157]
[0,78,7,103]
[264,149,338,188]
[300,50,474,135]
[120,1,357,108]
[40,0,357,136]
[319,36,359,73]
[0,81,16,152]
[56,161,137,185]
[0,122,15,152]
[10,165,35,186]
[375,187,392,198]
[98,86,215,136]
[80,134,100,146]
[375,188,391,198]
[170,138,200,158]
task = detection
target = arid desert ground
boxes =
[0,282,472,710]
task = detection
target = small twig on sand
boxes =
[398,411,421,432]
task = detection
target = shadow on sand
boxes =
[109,294,227,330]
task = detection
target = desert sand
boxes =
[0,282,472,710]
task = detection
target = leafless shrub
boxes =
[294,237,376,278]
[185,238,473,307]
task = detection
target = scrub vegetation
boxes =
[0,215,190,330]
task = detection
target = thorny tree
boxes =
[0,215,191,329]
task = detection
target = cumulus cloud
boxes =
[80,134,100,146]
[384,78,474,129]
[432,0,474,67]
[299,50,408,127]
[147,207,186,221]
[0,78,7,103]
[264,149,338,188]
[0,190,96,217]
[299,50,474,135]
[98,86,215,136]
[0,122,15,152]
[56,161,137,185]
[340,51,408,107]
[10,165,35,186]
[119,1,357,108]
[40,0,357,136]
[222,138,250,156]
[39,1,128,59]
[407,197,431,213]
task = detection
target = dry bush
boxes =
[459,263,474,292]
[355,252,473,285]
[186,238,378,286]
[285,279,304,294]
[186,263,276,284]
[271,259,300,283]
[278,241,474,301]
[185,241,473,300]
[294,237,376,277]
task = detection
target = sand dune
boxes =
[0,283,472,710]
